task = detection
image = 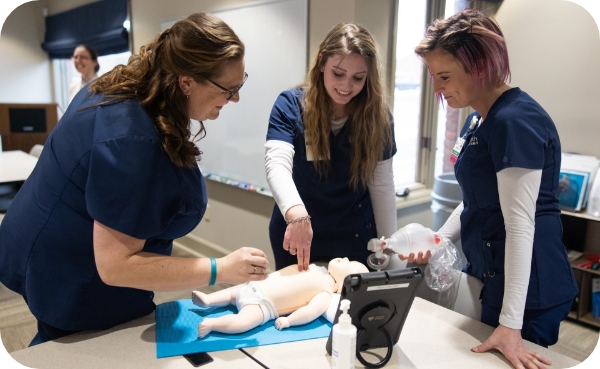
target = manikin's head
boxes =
[328,257,369,293]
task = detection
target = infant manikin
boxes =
[191,257,368,338]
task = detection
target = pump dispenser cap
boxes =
[339,299,351,328]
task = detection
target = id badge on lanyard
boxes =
[450,116,480,164]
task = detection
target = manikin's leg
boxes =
[192,286,242,308]
[198,305,264,338]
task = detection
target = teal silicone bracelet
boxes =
[209,257,217,286]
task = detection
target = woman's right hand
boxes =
[284,205,313,271]
[215,247,270,285]
[472,324,551,369]
[398,250,431,264]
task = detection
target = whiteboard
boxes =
[162,0,308,194]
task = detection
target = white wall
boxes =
[3,0,599,265]
[0,0,52,103]
[0,0,97,104]
[496,0,600,158]
[126,0,398,265]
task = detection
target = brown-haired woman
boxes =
[69,44,100,103]
[0,13,268,346]
[265,23,397,271]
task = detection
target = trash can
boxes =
[431,172,462,231]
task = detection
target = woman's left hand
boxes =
[472,324,551,369]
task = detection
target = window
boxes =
[393,0,427,188]
[52,51,131,116]
[393,0,460,189]
[433,0,501,178]
[434,0,462,178]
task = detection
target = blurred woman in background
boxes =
[68,44,99,102]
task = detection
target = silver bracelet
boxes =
[286,215,311,225]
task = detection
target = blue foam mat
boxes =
[156,299,332,358]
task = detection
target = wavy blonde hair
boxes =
[89,13,244,168]
[303,23,392,190]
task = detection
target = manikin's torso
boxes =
[257,264,336,315]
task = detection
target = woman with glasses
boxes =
[265,23,397,271]
[69,44,100,103]
[414,9,578,368]
[0,13,268,346]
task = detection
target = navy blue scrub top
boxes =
[267,88,396,261]
[0,87,207,330]
[454,87,577,310]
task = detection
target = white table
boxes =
[7,313,263,369]
[0,150,38,184]
[7,297,580,369]
[246,297,580,369]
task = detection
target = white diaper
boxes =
[235,282,279,324]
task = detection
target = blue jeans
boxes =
[481,299,573,347]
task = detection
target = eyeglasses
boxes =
[208,72,248,100]
[72,55,91,61]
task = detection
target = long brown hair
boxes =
[303,23,392,189]
[89,13,244,168]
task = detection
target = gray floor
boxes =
[1,245,598,363]
[0,243,229,353]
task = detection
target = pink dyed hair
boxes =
[414,9,510,97]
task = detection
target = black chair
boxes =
[0,182,20,214]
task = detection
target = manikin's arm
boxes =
[274,291,332,330]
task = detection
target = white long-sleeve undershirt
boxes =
[366,158,397,238]
[497,167,541,329]
[437,201,463,244]
[264,139,303,217]
[436,167,542,329]
[264,121,396,238]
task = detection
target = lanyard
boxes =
[450,116,481,164]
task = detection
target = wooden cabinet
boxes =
[561,210,600,328]
[0,103,58,152]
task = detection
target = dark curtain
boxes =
[41,0,129,59]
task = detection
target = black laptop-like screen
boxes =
[9,108,47,133]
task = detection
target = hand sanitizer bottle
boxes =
[331,299,356,369]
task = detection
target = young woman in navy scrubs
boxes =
[0,13,269,346]
[414,9,578,369]
[265,23,397,271]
